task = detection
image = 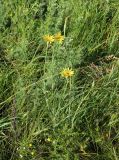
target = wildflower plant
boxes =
[60,68,74,78]
[54,32,64,43]
[1,0,119,160]
[47,137,52,142]
[43,32,64,45]
[43,35,54,43]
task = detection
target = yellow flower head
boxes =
[60,68,74,78]
[31,151,35,156]
[29,143,32,147]
[54,32,64,43]
[43,35,54,43]
[47,137,52,142]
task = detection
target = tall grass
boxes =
[0,0,119,159]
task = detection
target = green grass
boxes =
[0,0,119,159]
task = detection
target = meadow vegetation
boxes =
[0,0,119,159]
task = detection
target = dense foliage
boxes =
[0,0,119,159]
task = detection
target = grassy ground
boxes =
[0,0,119,159]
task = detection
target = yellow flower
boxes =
[47,137,52,142]
[54,32,64,43]
[60,68,74,78]
[29,143,32,147]
[31,151,35,156]
[43,35,54,43]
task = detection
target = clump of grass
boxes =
[0,0,119,160]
